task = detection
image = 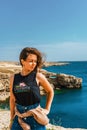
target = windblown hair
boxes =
[19,47,45,69]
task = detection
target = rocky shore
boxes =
[0,61,82,101]
[43,61,69,67]
[0,61,84,130]
[0,110,86,130]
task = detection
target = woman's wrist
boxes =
[10,118,13,123]
[10,120,13,123]
[43,108,50,115]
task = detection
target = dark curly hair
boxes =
[19,47,45,69]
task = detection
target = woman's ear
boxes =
[21,59,25,66]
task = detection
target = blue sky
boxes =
[0,0,87,62]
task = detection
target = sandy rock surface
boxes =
[0,110,87,130]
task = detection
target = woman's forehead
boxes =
[27,54,37,59]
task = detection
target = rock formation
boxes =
[0,62,84,130]
[0,61,82,102]
[0,110,86,130]
[43,61,69,67]
[57,73,82,88]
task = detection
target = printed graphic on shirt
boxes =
[14,82,31,93]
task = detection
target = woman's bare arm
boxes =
[37,72,54,112]
[9,75,16,121]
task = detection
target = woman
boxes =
[9,47,54,130]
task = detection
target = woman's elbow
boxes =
[48,87,54,97]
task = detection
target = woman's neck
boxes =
[21,69,32,76]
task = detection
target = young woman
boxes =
[9,47,54,130]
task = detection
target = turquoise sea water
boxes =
[0,61,87,129]
[41,61,87,129]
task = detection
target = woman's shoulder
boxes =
[36,72,46,81]
[10,73,20,81]
[10,74,14,80]
[37,71,44,77]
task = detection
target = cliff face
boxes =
[0,61,82,101]
[0,62,84,130]
[0,110,86,130]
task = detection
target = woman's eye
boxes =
[29,61,32,63]
[29,61,37,64]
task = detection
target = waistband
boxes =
[16,103,40,113]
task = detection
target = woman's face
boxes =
[22,54,37,72]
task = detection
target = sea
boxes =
[0,61,87,129]
[41,61,87,129]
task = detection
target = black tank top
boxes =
[13,70,40,106]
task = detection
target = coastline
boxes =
[0,110,87,130]
[43,61,69,67]
[0,61,86,130]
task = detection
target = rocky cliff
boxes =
[0,61,82,101]
[0,61,84,130]
[0,110,86,130]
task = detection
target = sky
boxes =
[0,0,87,62]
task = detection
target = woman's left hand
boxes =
[38,107,49,115]
[43,108,49,115]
